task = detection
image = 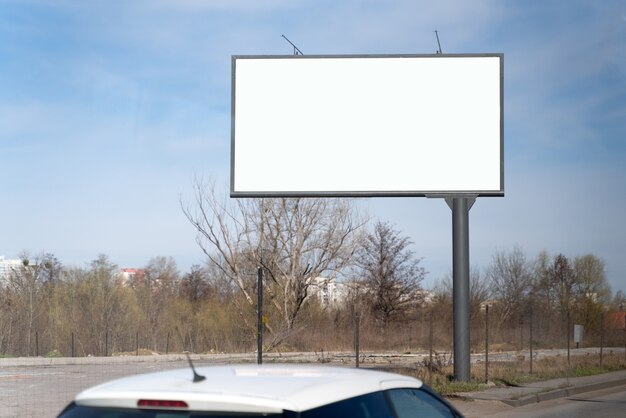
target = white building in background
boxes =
[416,289,435,305]
[116,268,145,286]
[310,277,349,308]
[309,277,433,308]
[0,256,23,285]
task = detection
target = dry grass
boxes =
[384,352,626,396]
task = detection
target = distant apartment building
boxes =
[0,256,23,285]
[116,268,146,286]
[310,276,348,307]
[416,289,435,305]
[310,278,431,308]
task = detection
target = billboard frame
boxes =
[231,53,504,198]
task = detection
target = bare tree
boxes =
[550,254,575,323]
[571,254,611,331]
[532,250,553,313]
[5,252,51,355]
[182,180,364,347]
[179,265,213,304]
[430,266,490,349]
[436,268,490,320]
[468,269,491,322]
[134,256,178,350]
[82,255,134,355]
[486,247,533,329]
[572,254,611,303]
[612,290,625,309]
[44,254,135,356]
[353,221,425,326]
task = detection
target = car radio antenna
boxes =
[184,352,206,383]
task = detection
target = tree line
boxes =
[432,248,623,349]
[0,184,623,357]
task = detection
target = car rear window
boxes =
[57,403,287,418]
[300,391,393,418]
[386,388,457,418]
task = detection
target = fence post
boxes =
[485,304,489,383]
[599,312,603,368]
[354,314,360,368]
[36,332,39,357]
[71,332,75,358]
[105,332,109,357]
[257,267,263,365]
[166,332,170,355]
[136,331,139,356]
[519,314,524,351]
[566,311,570,367]
[566,311,571,385]
[429,311,433,384]
[529,308,533,375]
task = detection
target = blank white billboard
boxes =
[231,54,503,197]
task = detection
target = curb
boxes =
[500,378,626,407]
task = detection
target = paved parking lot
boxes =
[0,356,223,417]
[1,363,165,417]
[1,348,624,417]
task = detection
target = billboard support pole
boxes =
[446,195,476,382]
[257,267,263,365]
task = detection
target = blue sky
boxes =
[1,0,625,293]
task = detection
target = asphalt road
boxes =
[478,384,626,418]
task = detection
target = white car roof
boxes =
[75,364,423,413]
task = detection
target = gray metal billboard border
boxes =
[230,53,504,198]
